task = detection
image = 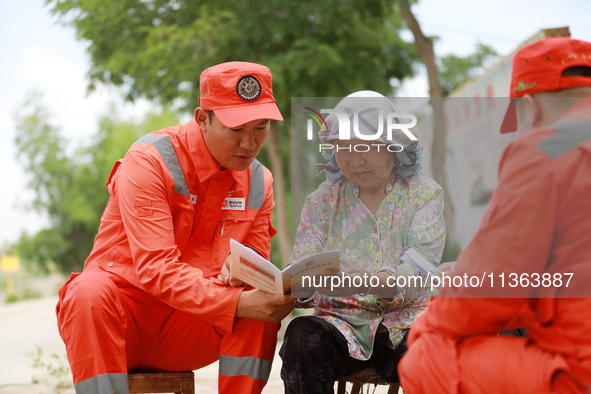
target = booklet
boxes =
[229,238,340,295]
[400,248,440,276]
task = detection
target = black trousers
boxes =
[280,316,407,394]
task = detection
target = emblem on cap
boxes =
[514,80,537,92]
[236,75,261,101]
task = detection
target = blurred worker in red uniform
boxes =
[399,37,591,393]
[56,61,295,394]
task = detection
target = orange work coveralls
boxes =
[56,117,278,393]
[399,99,591,393]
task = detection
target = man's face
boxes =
[198,109,270,171]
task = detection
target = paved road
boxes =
[0,296,286,393]
[0,297,396,393]
[0,297,67,386]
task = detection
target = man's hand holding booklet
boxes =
[229,238,340,295]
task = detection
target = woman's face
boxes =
[334,139,396,194]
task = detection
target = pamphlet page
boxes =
[400,248,440,276]
[229,239,340,294]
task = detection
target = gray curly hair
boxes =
[315,90,422,183]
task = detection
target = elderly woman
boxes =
[280,91,446,393]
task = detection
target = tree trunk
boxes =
[265,124,291,267]
[397,0,456,245]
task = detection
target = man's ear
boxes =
[195,107,209,132]
[521,94,543,129]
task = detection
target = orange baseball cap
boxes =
[198,61,283,128]
[501,37,591,133]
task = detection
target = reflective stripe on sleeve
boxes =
[134,134,190,197]
[247,159,265,210]
[74,372,129,394]
[219,354,272,381]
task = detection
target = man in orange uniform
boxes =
[399,37,591,392]
[56,62,295,393]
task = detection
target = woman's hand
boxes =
[436,261,456,276]
[313,267,373,297]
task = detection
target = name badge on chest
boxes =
[222,197,246,211]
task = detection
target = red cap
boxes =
[198,61,283,128]
[501,37,591,133]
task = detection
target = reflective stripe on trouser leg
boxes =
[218,318,280,394]
[74,373,129,394]
[219,355,273,381]
[56,273,129,390]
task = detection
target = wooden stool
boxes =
[128,371,195,394]
[337,374,399,394]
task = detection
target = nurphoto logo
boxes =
[302,107,418,153]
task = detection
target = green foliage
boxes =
[28,346,72,392]
[439,42,499,96]
[46,0,418,116]
[5,294,19,303]
[14,92,181,273]
[4,288,43,304]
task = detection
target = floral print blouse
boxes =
[292,173,446,360]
